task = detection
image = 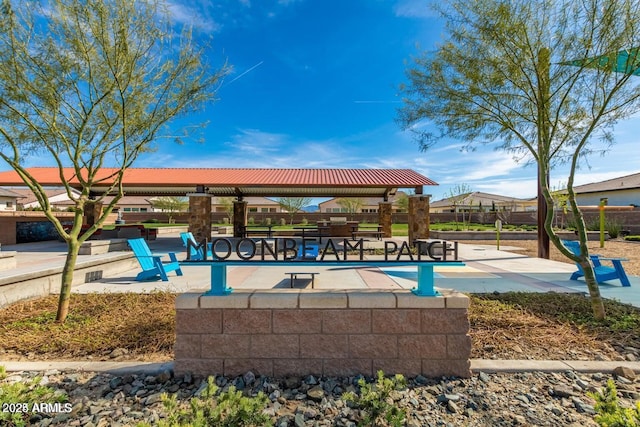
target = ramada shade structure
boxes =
[0,167,437,199]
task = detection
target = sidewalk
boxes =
[2,234,640,375]
[2,359,640,375]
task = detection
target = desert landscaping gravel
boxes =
[3,366,640,426]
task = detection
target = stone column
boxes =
[233,200,248,238]
[378,202,393,238]
[408,195,430,244]
[84,201,103,226]
[189,195,212,243]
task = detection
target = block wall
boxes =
[0,212,75,245]
[175,289,471,378]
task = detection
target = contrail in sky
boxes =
[353,100,402,104]
[225,61,265,86]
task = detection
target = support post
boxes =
[188,193,212,243]
[233,200,248,238]
[205,264,232,295]
[378,202,393,238]
[408,195,431,245]
[84,201,103,226]
[412,264,437,296]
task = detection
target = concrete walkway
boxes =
[2,233,640,374]
[2,359,640,375]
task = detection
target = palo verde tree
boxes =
[446,183,472,231]
[217,197,234,224]
[0,0,227,322]
[398,0,640,319]
[150,196,189,223]
[394,192,410,212]
[336,197,365,219]
[277,197,311,224]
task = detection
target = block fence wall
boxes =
[175,289,471,379]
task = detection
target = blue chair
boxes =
[180,232,214,260]
[299,243,319,260]
[128,238,183,281]
[562,240,631,287]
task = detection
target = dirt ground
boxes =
[458,238,640,276]
[1,239,639,363]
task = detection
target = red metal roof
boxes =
[0,167,437,198]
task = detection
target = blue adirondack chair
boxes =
[180,232,214,260]
[562,240,631,287]
[298,243,319,260]
[128,238,183,281]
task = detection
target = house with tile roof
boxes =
[210,196,284,214]
[9,187,81,210]
[571,172,640,207]
[429,191,537,213]
[0,187,24,211]
[9,187,155,212]
[318,191,408,214]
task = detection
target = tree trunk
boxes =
[56,239,80,322]
[580,259,607,320]
[540,163,606,319]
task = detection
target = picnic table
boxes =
[293,226,327,242]
[350,224,383,240]
[242,225,273,238]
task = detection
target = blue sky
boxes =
[10,0,640,202]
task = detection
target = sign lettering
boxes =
[186,238,459,263]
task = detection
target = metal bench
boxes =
[286,272,318,288]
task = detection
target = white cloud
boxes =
[223,129,288,156]
[474,178,539,199]
[393,0,437,19]
[571,170,640,187]
[166,2,221,33]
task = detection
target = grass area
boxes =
[391,223,408,236]
[1,292,639,361]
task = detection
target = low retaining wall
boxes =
[0,251,17,271]
[175,289,471,378]
[79,239,129,255]
[0,253,139,308]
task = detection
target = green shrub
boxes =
[301,217,308,225]
[343,370,407,427]
[0,370,69,427]
[566,217,600,231]
[143,218,160,223]
[606,219,623,239]
[585,218,601,231]
[589,379,640,426]
[247,217,255,225]
[625,235,640,242]
[140,376,272,427]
